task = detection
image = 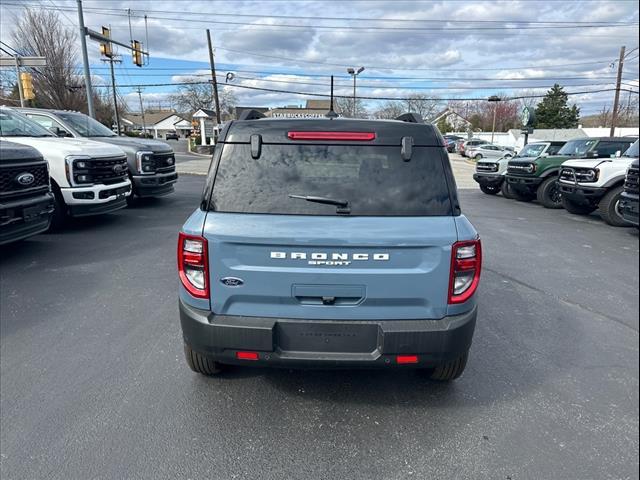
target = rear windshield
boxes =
[209,144,452,216]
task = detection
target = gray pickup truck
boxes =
[17,108,178,201]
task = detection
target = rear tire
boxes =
[598,186,627,227]
[562,196,596,215]
[429,351,469,381]
[501,181,516,199]
[184,344,224,376]
[537,176,563,209]
[480,184,500,195]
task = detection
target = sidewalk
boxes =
[176,157,212,176]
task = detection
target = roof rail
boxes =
[395,113,424,124]
[239,109,266,121]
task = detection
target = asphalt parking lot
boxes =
[1,175,638,480]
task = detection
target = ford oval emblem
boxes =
[16,172,35,186]
[112,164,124,174]
[220,277,244,287]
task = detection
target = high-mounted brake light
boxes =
[448,239,482,304]
[178,232,209,299]
[287,131,376,141]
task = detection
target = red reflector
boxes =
[396,355,419,364]
[287,131,376,141]
[236,351,259,361]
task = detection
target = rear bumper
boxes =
[131,171,178,197]
[0,192,54,245]
[179,299,477,368]
[620,191,639,226]
[473,173,503,187]
[558,183,607,203]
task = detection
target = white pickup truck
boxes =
[0,107,131,228]
[558,139,639,226]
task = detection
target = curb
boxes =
[177,170,207,176]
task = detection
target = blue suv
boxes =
[178,111,481,381]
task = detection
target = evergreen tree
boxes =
[534,84,580,128]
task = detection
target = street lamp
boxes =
[347,66,365,117]
[488,95,501,144]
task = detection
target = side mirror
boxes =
[586,151,598,158]
[540,152,549,157]
[50,127,71,137]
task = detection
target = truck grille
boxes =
[625,166,639,194]
[152,152,176,172]
[72,155,128,185]
[508,163,535,175]
[0,162,49,197]
[476,162,498,173]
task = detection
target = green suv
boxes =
[505,137,635,208]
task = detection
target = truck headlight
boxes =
[525,163,536,173]
[583,169,599,182]
[136,151,155,175]
[65,155,93,186]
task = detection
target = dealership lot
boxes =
[1,175,638,479]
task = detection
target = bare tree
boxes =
[405,94,442,121]
[371,100,406,119]
[11,8,86,110]
[170,81,236,117]
[335,96,368,118]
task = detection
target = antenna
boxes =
[326,75,338,118]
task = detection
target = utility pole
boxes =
[136,86,147,137]
[610,45,626,137]
[14,56,24,107]
[76,0,95,118]
[105,56,121,135]
[347,67,365,117]
[206,29,221,125]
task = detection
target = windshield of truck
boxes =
[557,139,598,156]
[516,143,546,157]
[56,112,116,137]
[0,109,54,137]
[210,144,453,216]
[623,140,639,158]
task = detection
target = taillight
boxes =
[178,232,209,299]
[287,131,376,141]
[448,239,482,304]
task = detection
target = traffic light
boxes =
[132,40,143,67]
[99,26,112,58]
[20,72,35,100]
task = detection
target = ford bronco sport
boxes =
[506,137,634,208]
[178,111,481,381]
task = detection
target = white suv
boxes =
[0,107,131,228]
[558,139,639,226]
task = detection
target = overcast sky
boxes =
[1,0,638,115]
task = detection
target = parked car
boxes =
[178,111,481,381]
[443,135,464,153]
[466,144,514,161]
[620,156,639,227]
[473,141,565,197]
[459,139,489,157]
[506,137,635,209]
[0,140,54,245]
[165,131,179,141]
[0,107,131,228]
[17,108,178,202]
[558,139,639,226]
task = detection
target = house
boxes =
[430,108,472,131]
[123,111,191,139]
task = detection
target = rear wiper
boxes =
[288,194,351,214]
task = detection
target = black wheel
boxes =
[537,176,563,209]
[598,186,627,227]
[474,154,482,161]
[501,181,516,199]
[184,343,224,376]
[429,351,469,381]
[49,189,67,230]
[561,196,596,215]
[509,185,536,202]
[480,184,500,195]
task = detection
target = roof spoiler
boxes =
[395,113,424,124]
[239,109,266,121]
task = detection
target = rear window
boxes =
[209,144,452,216]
